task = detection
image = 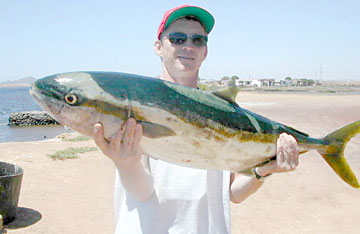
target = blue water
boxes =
[0,87,67,143]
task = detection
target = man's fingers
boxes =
[112,122,126,153]
[290,136,299,168]
[277,133,299,171]
[283,134,298,170]
[283,136,292,170]
[131,123,143,157]
[276,134,285,166]
[94,120,144,170]
[124,119,136,144]
[119,118,136,156]
[93,123,109,155]
[294,146,300,167]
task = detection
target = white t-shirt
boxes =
[114,158,231,234]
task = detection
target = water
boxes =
[0,86,68,143]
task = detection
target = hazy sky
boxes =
[1,0,359,82]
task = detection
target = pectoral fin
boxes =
[140,121,176,138]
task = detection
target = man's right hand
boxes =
[93,118,143,170]
[93,118,154,201]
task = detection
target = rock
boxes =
[8,111,60,126]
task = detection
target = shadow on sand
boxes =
[4,207,42,230]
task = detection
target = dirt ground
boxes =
[1,92,359,234]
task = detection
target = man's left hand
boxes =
[256,133,299,177]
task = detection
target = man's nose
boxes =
[182,39,196,49]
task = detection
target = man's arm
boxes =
[93,118,154,201]
[230,133,299,204]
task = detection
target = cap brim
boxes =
[165,6,215,34]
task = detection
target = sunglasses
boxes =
[167,32,208,47]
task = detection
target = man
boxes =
[93,5,299,234]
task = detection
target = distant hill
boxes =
[0,76,37,87]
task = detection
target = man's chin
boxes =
[175,61,197,71]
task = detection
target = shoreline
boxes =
[0,84,31,88]
[0,125,68,144]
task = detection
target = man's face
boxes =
[157,18,208,82]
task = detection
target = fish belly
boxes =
[138,105,276,172]
[141,132,275,172]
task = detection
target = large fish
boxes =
[30,71,360,188]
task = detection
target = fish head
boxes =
[30,72,128,137]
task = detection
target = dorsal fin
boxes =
[211,86,240,106]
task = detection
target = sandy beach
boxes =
[1,92,359,234]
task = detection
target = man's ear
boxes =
[154,40,162,57]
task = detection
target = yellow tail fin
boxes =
[319,120,360,188]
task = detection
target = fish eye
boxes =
[64,94,78,105]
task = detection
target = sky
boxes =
[0,0,359,82]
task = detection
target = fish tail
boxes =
[319,120,360,188]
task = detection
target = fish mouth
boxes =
[30,82,64,115]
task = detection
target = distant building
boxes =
[250,80,261,87]
[259,79,275,86]
[199,77,316,88]
[275,79,285,86]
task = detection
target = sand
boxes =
[1,92,360,234]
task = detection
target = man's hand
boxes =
[257,132,299,176]
[230,133,299,203]
[93,118,143,170]
[93,118,154,201]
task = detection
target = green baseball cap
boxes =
[157,5,215,39]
